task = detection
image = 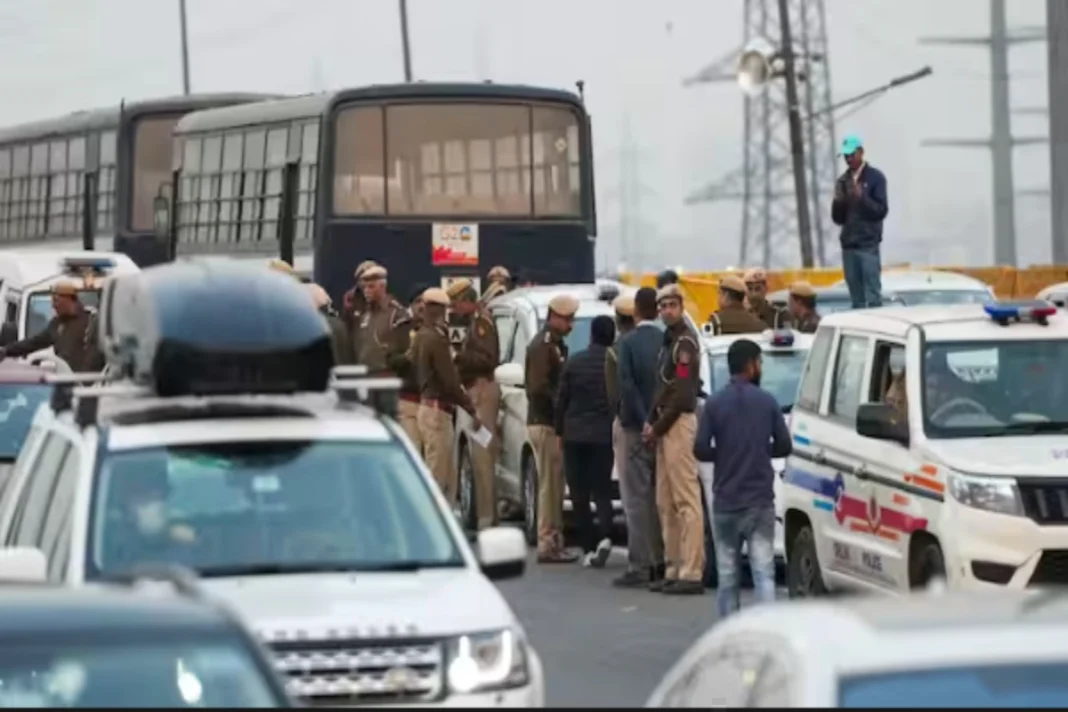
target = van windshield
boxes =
[24,290,100,340]
[923,340,1068,438]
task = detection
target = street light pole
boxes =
[776,0,814,268]
[178,0,191,95]
[399,0,413,82]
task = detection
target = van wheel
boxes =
[909,539,946,589]
[787,525,827,598]
[522,454,538,547]
[458,442,477,531]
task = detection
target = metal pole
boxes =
[1048,0,1068,263]
[776,0,815,267]
[178,0,191,95]
[990,0,1017,266]
[399,0,413,82]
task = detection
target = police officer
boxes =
[355,264,406,373]
[0,282,104,371]
[449,278,501,529]
[342,260,380,351]
[707,275,767,335]
[415,288,481,504]
[306,283,353,365]
[389,283,431,453]
[487,265,512,292]
[606,294,635,490]
[743,267,790,329]
[643,284,705,595]
[787,281,821,333]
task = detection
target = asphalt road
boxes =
[496,548,779,708]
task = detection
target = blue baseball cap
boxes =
[838,134,863,156]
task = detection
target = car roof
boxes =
[832,269,991,292]
[490,282,631,314]
[819,303,1068,341]
[701,331,814,353]
[0,585,233,637]
[0,250,138,290]
[0,362,52,384]
[769,286,851,301]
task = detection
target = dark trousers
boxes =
[842,246,883,308]
[563,441,614,553]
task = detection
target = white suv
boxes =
[0,260,545,707]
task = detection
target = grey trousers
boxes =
[621,427,665,572]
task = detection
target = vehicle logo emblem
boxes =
[832,472,846,524]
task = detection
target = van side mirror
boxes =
[153,195,171,241]
[0,322,16,347]
[856,403,909,445]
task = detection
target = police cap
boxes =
[446,278,477,302]
[354,260,379,279]
[422,287,450,306]
[548,294,579,317]
[51,281,79,298]
[789,280,817,298]
[487,265,511,281]
[361,264,387,280]
[268,259,299,278]
[743,267,768,284]
[612,294,635,317]
[481,281,507,303]
[719,275,748,295]
[656,284,684,305]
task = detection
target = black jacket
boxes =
[555,344,614,444]
[831,163,888,250]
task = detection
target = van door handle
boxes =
[814,449,827,465]
[854,463,869,480]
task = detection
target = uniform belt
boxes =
[421,398,455,414]
[399,391,421,404]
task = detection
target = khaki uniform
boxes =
[649,323,705,584]
[4,308,104,371]
[885,372,908,416]
[706,303,767,335]
[322,309,353,365]
[356,298,405,372]
[388,311,424,453]
[456,309,501,528]
[415,320,476,504]
[749,299,791,330]
[606,342,626,504]
[525,326,568,555]
[793,311,821,334]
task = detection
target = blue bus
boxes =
[0,93,277,266]
[161,83,597,300]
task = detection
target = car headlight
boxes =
[947,472,1024,517]
[446,628,529,694]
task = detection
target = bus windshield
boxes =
[132,114,182,232]
[333,101,584,218]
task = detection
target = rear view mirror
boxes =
[494,362,524,388]
[0,322,15,347]
[0,547,47,583]
[856,403,909,445]
[477,527,526,581]
[153,196,171,241]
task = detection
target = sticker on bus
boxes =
[432,223,480,266]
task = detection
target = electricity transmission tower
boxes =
[918,0,1046,266]
[600,112,658,272]
[684,0,838,268]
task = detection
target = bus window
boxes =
[132,116,180,231]
[531,106,582,217]
[334,107,385,215]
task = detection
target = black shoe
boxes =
[649,577,673,592]
[662,579,705,596]
[612,570,648,589]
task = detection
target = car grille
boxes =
[1030,550,1068,586]
[1018,479,1068,525]
[269,637,444,705]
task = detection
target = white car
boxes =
[833,269,994,307]
[697,329,813,576]
[647,586,1068,707]
[1037,281,1068,307]
[476,283,707,544]
[782,300,1068,598]
[0,260,544,707]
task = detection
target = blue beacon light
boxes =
[983,300,1057,326]
[769,329,795,346]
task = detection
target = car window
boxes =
[10,435,71,546]
[707,349,808,411]
[493,312,516,364]
[24,290,100,340]
[838,662,1068,707]
[896,289,992,306]
[0,383,53,460]
[796,327,835,412]
[39,446,80,574]
[0,424,43,502]
[829,335,870,422]
[87,440,465,579]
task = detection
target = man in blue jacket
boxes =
[832,134,888,309]
[614,287,666,589]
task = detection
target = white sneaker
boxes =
[582,551,597,568]
[593,538,612,568]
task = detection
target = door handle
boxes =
[853,463,869,480]
[814,449,827,465]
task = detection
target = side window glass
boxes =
[829,335,870,422]
[39,446,80,566]
[10,436,70,547]
[494,313,516,364]
[796,326,835,412]
[512,317,533,365]
[0,426,45,535]
[0,425,43,501]
[4,300,16,324]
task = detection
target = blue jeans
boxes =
[842,247,882,308]
[711,505,776,619]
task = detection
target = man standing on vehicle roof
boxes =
[787,281,821,334]
[744,268,790,330]
[526,294,580,564]
[707,276,766,335]
[355,264,406,373]
[832,134,888,309]
[643,284,705,595]
[0,282,103,372]
[389,283,431,454]
[415,288,482,504]
[448,278,501,529]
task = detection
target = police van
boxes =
[782,300,1068,597]
[0,250,138,359]
[0,259,544,707]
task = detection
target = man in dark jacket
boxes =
[555,315,616,568]
[832,134,889,309]
[0,282,103,371]
[614,287,666,588]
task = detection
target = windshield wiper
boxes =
[194,559,464,578]
[1002,421,1068,435]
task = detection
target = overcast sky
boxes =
[0,0,1053,272]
